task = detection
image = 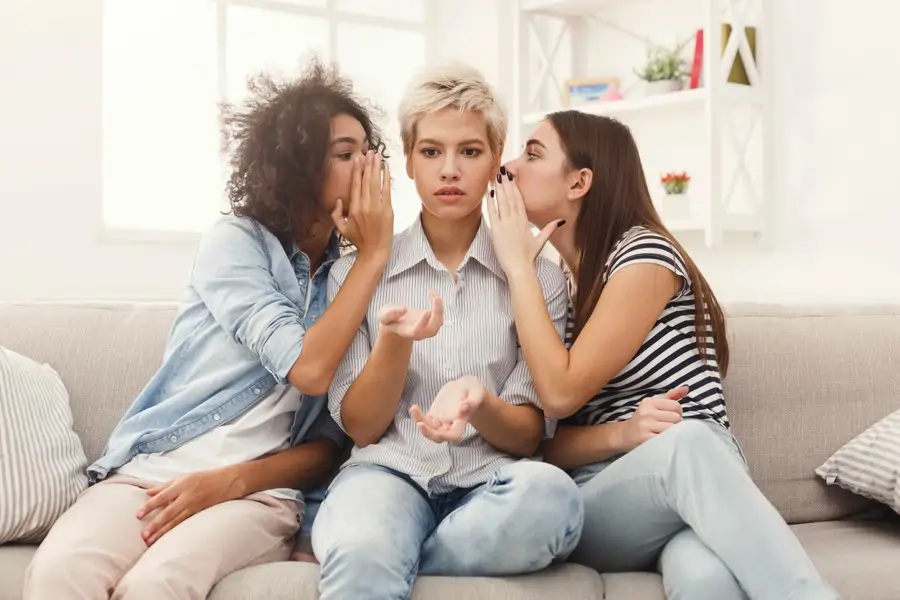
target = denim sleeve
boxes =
[325,255,372,433]
[190,218,305,384]
[498,259,570,431]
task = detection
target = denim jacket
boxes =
[87,215,345,488]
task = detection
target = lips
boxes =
[435,187,465,203]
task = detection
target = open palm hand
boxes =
[378,291,443,341]
[410,376,485,443]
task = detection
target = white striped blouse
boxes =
[327,214,569,496]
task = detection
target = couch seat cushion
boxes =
[209,562,604,600]
[600,572,665,600]
[0,544,37,600]
[793,519,900,600]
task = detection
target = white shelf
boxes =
[512,0,771,247]
[521,84,760,125]
[520,0,635,15]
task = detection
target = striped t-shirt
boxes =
[565,226,729,429]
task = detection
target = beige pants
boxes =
[24,475,301,600]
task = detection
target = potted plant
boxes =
[634,42,690,95]
[660,171,691,216]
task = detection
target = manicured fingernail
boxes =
[499,166,507,175]
[557,219,566,226]
[490,190,494,197]
[497,174,502,183]
[507,172,513,181]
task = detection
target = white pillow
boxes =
[815,409,900,514]
[0,346,88,543]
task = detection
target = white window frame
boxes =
[101,0,436,245]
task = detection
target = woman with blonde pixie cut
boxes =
[310,62,584,600]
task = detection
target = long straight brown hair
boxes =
[547,111,729,376]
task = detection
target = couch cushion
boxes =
[0,302,177,463]
[722,303,900,523]
[815,407,900,514]
[0,544,36,600]
[792,519,900,600]
[209,562,604,600]
[600,572,665,600]
[0,347,88,544]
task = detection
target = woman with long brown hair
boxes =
[486,111,839,600]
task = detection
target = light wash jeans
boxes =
[569,419,841,600]
[311,460,585,600]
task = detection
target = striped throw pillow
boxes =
[0,346,88,544]
[815,410,900,513]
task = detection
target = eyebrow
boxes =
[330,136,367,146]
[525,138,547,149]
[417,138,486,147]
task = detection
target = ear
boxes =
[568,167,593,201]
[405,155,414,180]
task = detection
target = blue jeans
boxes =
[311,460,584,600]
[570,419,841,600]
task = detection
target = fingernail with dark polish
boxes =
[490,189,494,197]
[497,174,502,183]
[499,166,507,175]
[557,219,566,226]
[507,172,513,181]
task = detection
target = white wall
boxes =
[1,0,898,303]
[681,0,900,303]
[513,0,900,304]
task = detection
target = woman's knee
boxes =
[493,461,585,556]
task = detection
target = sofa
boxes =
[1,300,899,599]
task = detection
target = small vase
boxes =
[664,192,691,218]
[645,79,683,96]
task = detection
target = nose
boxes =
[502,158,519,177]
[440,154,461,181]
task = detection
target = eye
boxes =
[337,152,353,160]
[462,148,482,157]
[527,152,539,160]
[420,148,439,157]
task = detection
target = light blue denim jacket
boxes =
[87,214,345,490]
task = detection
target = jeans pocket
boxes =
[728,431,749,468]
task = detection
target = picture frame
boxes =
[563,77,620,107]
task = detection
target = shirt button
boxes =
[252,387,261,395]
[169,435,177,443]
[213,413,221,421]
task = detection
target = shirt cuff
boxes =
[260,320,305,383]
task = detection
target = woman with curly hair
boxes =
[24,57,394,600]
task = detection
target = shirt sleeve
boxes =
[190,217,305,384]
[497,258,569,418]
[607,228,691,299]
[325,254,373,433]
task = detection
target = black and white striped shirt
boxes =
[565,226,729,430]
[327,215,569,496]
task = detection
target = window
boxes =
[102,0,431,237]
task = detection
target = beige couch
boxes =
[2,301,900,599]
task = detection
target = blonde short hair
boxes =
[398,62,508,157]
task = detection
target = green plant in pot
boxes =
[634,42,690,95]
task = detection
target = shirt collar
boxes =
[286,230,342,266]
[387,213,506,281]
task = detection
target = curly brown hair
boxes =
[220,56,386,245]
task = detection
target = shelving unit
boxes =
[511,0,773,247]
